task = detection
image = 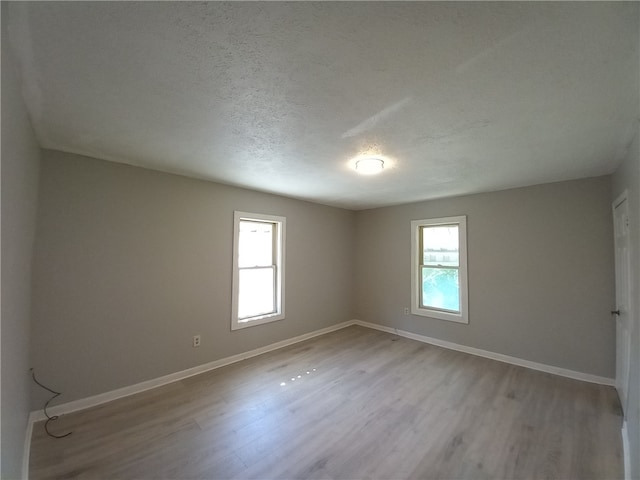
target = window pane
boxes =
[422,225,459,267]
[239,221,273,268]
[421,267,460,312]
[238,267,275,319]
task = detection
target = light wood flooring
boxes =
[30,325,623,479]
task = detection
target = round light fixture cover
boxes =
[355,157,385,175]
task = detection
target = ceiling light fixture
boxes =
[355,156,385,175]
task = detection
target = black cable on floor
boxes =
[30,368,72,439]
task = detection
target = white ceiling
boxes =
[7,2,639,210]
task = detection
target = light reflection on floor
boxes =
[280,368,317,387]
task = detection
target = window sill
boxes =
[411,306,468,324]
[231,313,285,331]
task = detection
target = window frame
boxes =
[231,211,286,330]
[411,215,468,324]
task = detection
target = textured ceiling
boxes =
[6,2,639,210]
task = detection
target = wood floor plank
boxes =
[29,325,623,479]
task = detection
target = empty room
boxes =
[2,2,639,479]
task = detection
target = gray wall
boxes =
[30,151,355,406]
[355,176,616,378]
[612,127,640,480]
[1,4,41,477]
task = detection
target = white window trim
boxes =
[411,215,468,324]
[231,211,286,330]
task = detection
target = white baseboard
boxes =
[352,320,615,386]
[28,318,614,430]
[22,413,35,480]
[622,420,631,480]
[29,320,355,422]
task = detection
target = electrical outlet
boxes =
[404,307,409,315]
[193,335,201,347]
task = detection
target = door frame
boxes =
[612,189,632,416]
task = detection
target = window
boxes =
[411,215,468,324]
[232,211,286,330]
